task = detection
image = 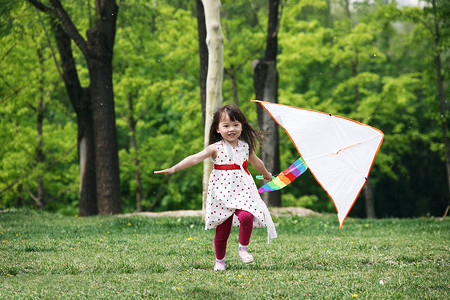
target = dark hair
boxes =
[208,105,260,153]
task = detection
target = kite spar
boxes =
[253,100,384,229]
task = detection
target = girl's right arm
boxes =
[154,144,217,175]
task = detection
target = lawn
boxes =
[0,209,448,299]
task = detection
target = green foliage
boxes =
[282,193,319,208]
[278,0,448,216]
[0,211,448,298]
[114,0,202,212]
[0,3,77,210]
[0,0,448,218]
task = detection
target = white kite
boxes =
[253,100,384,229]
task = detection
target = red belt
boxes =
[214,160,250,175]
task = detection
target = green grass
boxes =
[0,209,448,299]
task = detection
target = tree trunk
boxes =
[77,108,98,216]
[16,184,24,208]
[253,0,281,207]
[30,0,122,215]
[36,102,45,209]
[53,21,98,216]
[86,1,122,215]
[254,60,281,206]
[363,180,376,219]
[201,0,224,214]
[36,47,46,209]
[351,60,360,105]
[88,55,122,215]
[196,0,208,127]
[128,92,144,212]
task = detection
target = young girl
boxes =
[154,105,277,271]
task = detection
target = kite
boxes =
[252,100,384,229]
[257,157,308,193]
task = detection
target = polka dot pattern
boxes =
[205,140,268,230]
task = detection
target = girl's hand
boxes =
[154,167,175,175]
[263,172,273,181]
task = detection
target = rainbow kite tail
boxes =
[258,157,308,193]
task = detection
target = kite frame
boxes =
[252,100,384,229]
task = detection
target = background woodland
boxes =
[0,0,448,219]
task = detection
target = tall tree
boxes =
[54,19,98,216]
[253,0,281,207]
[28,0,122,215]
[28,46,48,209]
[196,0,208,127]
[201,0,224,211]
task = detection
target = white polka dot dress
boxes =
[205,140,277,242]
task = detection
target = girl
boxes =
[154,105,277,271]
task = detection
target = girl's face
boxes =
[216,113,242,147]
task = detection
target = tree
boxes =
[201,0,224,211]
[253,0,282,207]
[28,45,49,209]
[28,0,122,215]
[196,0,208,127]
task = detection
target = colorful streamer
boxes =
[258,157,308,193]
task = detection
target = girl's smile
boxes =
[217,114,242,147]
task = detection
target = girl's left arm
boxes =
[249,152,272,181]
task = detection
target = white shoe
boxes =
[239,248,254,264]
[214,259,226,271]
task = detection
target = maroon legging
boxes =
[214,209,254,260]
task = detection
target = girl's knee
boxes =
[238,210,254,225]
